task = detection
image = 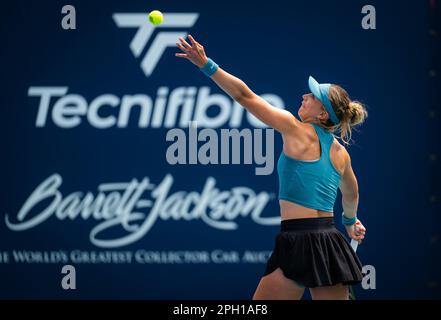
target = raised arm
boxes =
[175,35,300,134]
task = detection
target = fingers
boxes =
[355,222,366,236]
[353,233,364,240]
[188,34,197,45]
[175,35,205,65]
[352,235,364,244]
[176,42,188,52]
[354,229,365,238]
[356,220,366,232]
[179,37,192,49]
[348,222,366,245]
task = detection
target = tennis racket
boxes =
[349,238,360,300]
[351,239,359,252]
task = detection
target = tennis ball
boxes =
[148,10,163,25]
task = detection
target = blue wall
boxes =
[1,0,440,299]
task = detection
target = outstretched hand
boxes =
[175,35,209,68]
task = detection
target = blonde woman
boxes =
[176,35,367,300]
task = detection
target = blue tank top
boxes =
[277,123,341,212]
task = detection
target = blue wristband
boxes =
[342,212,357,225]
[200,58,219,77]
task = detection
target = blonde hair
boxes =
[320,84,368,145]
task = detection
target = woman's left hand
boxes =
[175,35,208,68]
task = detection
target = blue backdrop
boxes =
[1,0,440,299]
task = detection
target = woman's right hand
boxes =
[175,35,209,68]
[345,220,366,244]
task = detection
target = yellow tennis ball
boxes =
[148,10,163,25]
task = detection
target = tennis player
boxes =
[176,35,367,300]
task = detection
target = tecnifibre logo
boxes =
[112,13,199,77]
[28,12,286,130]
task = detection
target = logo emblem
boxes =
[113,13,199,76]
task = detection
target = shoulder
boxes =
[330,137,350,172]
[301,123,334,142]
[335,141,351,170]
[297,122,318,136]
[285,122,318,143]
[332,137,346,151]
[291,122,335,143]
[281,118,312,140]
[331,137,348,156]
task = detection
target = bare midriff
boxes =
[280,199,333,221]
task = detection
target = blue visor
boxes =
[308,76,340,125]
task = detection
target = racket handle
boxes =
[350,239,359,252]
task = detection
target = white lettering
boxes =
[29,87,68,127]
[61,265,76,289]
[88,94,119,128]
[5,174,277,248]
[28,86,285,129]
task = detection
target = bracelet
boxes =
[200,58,219,77]
[342,212,357,225]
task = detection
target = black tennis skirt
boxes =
[263,217,363,288]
